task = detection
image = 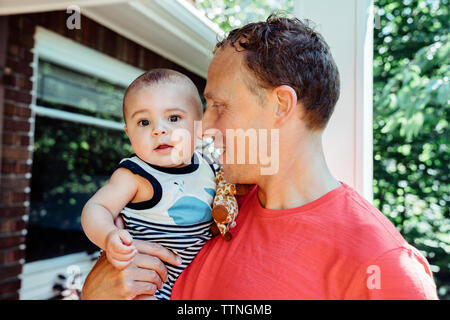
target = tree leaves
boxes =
[374,0,449,299]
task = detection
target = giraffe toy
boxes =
[210,167,249,241]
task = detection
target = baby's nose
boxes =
[152,127,168,136]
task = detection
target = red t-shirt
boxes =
[171,183,438,299]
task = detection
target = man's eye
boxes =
[138,120,150,126]
[169,115,180,122]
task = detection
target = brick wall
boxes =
[0,14,34,300]
[0,11,206,300]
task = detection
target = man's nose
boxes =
[201,107,215,137]
[200,108,222,145]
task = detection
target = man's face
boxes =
[202,46,272,183]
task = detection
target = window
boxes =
[21,28,144,300]
[36,60,125,121]
[26,59,133,262]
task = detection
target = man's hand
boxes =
[82,230,182,300]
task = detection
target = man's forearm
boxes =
[82,251,125,300]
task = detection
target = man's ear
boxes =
[272,85,297,127]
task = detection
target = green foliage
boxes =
[373,0,450,299]
[27,115,132,261]
[196,0,293,32]
[30,116,133,231]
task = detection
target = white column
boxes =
[294,0,374,202]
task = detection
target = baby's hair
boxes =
[123,68,203,122]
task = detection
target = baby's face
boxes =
[124,82,201,167]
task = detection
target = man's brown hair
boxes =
[215,13,340,130]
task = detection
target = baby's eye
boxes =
[138,119,150,127]
[168,115,180,122]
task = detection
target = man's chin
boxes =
[221,165,240,184]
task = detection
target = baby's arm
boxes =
[81,168,139,269]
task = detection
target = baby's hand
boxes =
[105,229,137,270]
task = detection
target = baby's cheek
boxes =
[172,128,195,149]
[132,137,153,161]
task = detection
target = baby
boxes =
[81,69,216,300]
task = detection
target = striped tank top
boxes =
[117,151,216,300]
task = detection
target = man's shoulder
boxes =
[337,184,401,234]
[330,183,407,258]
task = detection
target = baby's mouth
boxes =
[154,144,173,151]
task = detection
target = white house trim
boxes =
[294,0,374,201]
[354,0,374,202]
[1,0,221,78]
[32,105,124,131]
[0,0,130,15]
[81,0,221,77]
[33,26,144,87]
[19,251,99,300]
[31,26,141,128]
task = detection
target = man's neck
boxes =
[256,134,341,211]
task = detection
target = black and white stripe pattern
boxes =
[120,212,212,300]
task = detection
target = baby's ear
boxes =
[124,125,128,136]
[235,184,251,196]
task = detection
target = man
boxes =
[82,15,438,299]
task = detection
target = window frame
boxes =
[31,26,144,130]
